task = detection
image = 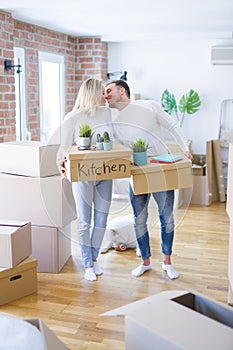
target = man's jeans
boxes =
[129,186,175,260]
[72,180,112,268]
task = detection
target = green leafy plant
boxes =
[161,89,201,127]
[130,138,149,153]
[79,124,92,137]
[103,131,111,143]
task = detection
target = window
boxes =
[14,47,27,141]
[38,52,64,143]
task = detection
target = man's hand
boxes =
[184,151,193,161]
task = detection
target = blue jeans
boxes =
[72,180,112,268]
[129,186,175,260]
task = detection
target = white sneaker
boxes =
[93,262,103,276]
[84,267,96,281]
[162,263,179,279]
[132,264,152,277]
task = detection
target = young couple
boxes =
[59,78,192,281]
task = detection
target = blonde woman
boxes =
[59,78,114,281]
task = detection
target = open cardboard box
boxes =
[102,290,233,350]
[65,144,132,182]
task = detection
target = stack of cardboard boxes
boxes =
[0,220,37,305]
[182,139,226,206]
[0,141,77,273]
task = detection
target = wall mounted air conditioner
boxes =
[211,46,233,65]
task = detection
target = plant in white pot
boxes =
[78,124,93,148]
[103,131,112,151]
[131,138,149,166]
[161,89,201,127]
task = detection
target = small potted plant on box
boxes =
[78,124,93,148]
[130,138,149,166]
[103,131,112,151]
[96,133,104,150]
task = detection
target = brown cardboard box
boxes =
[0,174,76,227]
[31,224,71,273]
[66,144,132,182]
[182,175,210,206]
[102,290,233,350]
[25,318,69,350]
[0,257,37,306]
[0,220,31,268]
[0,141,60,177]
[130,157,192,195]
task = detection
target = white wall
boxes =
[108,38,233,153]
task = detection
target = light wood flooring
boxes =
[0,200,231,349]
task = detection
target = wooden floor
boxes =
[0,200,231,349]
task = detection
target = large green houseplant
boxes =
[161,89,201,127]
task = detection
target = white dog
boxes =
[101,214,141,256]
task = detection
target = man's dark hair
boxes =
[106,79,131,98]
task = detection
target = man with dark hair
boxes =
[105,80,192,279]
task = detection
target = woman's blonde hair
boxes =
[73,78,104,116]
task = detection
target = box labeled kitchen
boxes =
[65,144,132,182]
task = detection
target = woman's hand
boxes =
[59,158,67,178]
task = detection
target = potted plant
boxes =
[96,133,104,150]
[130,138,149,166]
[78,124,93,148]
[161,89,201,127]
[103,131,112,151]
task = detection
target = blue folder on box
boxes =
[150,154,183,164]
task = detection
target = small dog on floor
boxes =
[101,214,141,256]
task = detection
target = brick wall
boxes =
[0,10,108,141]
[0,11,15,142]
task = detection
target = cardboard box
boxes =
[25,318,69,349]
[0,257,37,306]
[0,174,77,227]
[31,224,71,273]
[102,290,233,350]
[66,144,132,182]
[0,220,31,268]
[0,141,60,177]
[182,175,210,206]
[130,157,192,195]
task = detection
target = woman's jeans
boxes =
[72,180,112,268]
[129,186,175,260]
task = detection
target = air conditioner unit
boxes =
[211,46,233,65]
